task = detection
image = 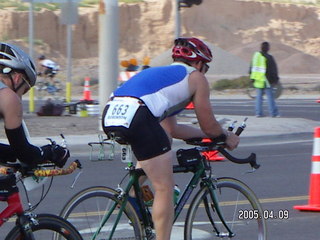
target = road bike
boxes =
[36,74,64,100]
[246,82,283,99]
[60,121,266,240]
[0,137,83,240]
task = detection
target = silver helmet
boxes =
[0,42,37,87]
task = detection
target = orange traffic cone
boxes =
[202,150,225,161]
[201,138,225,161]
[81,77,93,102]
[185,102,194,110]
[294,127,320,211]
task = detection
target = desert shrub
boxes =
[212,76,251,90]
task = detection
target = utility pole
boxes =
[28,0,35,113]
[98,0,119,126]
[175,0,181,39]
[175,0,203,39]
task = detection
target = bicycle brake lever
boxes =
[46,138,56,145]
[60,134,67,148]
[70,170,82,189]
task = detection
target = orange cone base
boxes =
[185,102,194,110]
[81,94,93,102]
[202,151,225,161]
[294,205,320,211]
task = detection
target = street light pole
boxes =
[175,0,181,39]
[28,0,35,113]
[98,0,119,128]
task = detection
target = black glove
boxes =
[41,144,70,168]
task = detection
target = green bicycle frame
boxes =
[92,159,234,239]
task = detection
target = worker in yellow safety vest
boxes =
[250,42,280,118]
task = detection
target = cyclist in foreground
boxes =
[0,42,69,168]
[102,37,239,240]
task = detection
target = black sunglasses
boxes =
[200,63,210,74]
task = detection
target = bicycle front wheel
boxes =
[5,213,82,240]
[60,186,143,240]
[185,177,266,240]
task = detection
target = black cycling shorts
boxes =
[102,105,171,161]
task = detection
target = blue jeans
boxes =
[255,88,279,117]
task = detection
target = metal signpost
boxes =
[23,0,78,111]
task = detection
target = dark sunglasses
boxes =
[200,63,210,74]
[22,77,31,94]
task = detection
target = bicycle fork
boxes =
[203,181,235,238]
[17,213,39,240]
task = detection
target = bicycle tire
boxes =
[35,81,46,100]
[5,213,82,240]
[59,186,143,240]
[184,177,266,240]
[246,82,282,99]
[51,78,65,100]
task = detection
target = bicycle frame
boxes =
[92,157,235,240]
[0,192,24,226]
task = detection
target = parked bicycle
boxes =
[0,136,83,240]
[60,120,266,240]
[246,82,283,99]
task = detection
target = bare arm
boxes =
[160,116,207,140]
[0,88,23,129]
[189,70,239,150]
[189,71,224,138]
[0,88,43,166]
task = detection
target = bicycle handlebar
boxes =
[184,118,260,169]
[184,139,260,169]
[217,147,259,169]
[0,160,82,178]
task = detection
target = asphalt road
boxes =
[211,98,319,121]
[1,97,318,239]
[0,135,318,239]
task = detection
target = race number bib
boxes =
[104,98,140,128]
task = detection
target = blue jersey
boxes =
[113,63,196,120]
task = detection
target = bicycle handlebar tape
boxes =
[294,127,320,211]
[81,77,93,103]
[34,161,80,177]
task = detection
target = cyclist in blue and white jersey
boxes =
[102,37,239,240]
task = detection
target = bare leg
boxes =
[138,151,174,240]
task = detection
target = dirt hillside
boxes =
[0,0,319,82]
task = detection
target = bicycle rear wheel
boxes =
[59,186,143,240]
[5,213,82,240]
[185,177,266,240]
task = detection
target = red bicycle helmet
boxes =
[172,37,212,63]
